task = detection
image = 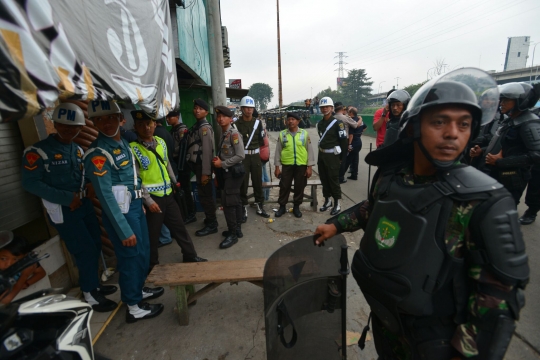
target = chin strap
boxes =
[57,130,81,142]
[102,125,120,138]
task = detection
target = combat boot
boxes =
[222,226,243,238]
[256,203,270,218]
[195,219,218,236]
[219,233,238,249]
[319,198,333,212]
[519,209,537,225]
[330,199,341,216]
[275,205,286,217]
[293,205,302,218]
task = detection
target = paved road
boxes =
[94,126,539,360]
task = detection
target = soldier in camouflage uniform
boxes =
[315,68,529,359]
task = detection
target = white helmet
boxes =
[319,97,334,107]
[87,100,121,118]
[52,103,86,126]
[239,96,255,108]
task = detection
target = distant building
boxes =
[489,65,540,85]
[504,36,530,71]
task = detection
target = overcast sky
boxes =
[221,0,540,107]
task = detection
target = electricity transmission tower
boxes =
[334,52,348,89]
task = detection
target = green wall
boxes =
[178,88,212,128]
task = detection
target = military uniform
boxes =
[130,134,200,269]
[218,126,245,236]
[21,135,102,294]
[275,128,315,209]
[236,116,266,205]
[83,133,149,307]
[316,116,348,205]
[186,118,216,225]
[171,122,196,218]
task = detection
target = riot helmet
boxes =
[499,82,540,113]
[387,89,411,107]
[368,68,499,169]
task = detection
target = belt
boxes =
[319,147,334,153]
[129,189,143,199]
[78,189,87,199]
[246,148,260,155]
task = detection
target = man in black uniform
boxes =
[212,106,245,249]
[186,99,217,236]
[316,96,348,215]
[315,68,529,359]
[381,89,410,147]
[167,111,197,223]
[470,82,540,207]
[236,96,269,219]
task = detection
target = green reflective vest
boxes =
[130,136,172,197]
[279,129,308,165]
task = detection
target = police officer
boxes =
[236,96,270,219]
[315,69,529,359]
[316,96,348,215]
[129,110,207,271]
[166,110,197,224]
[212,106,245,249]
[471,82,540,206]
[83,100,164,323]
[186,98,218,236]
[274,112,315,218]
[21,103,117,312]
[381,89,411,147]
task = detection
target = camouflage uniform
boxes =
[334,165,522,359]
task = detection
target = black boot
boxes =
[293,205,302,218]
[236,225,243,238]
[184,213,197,224]
[256,203,270,218]
[330,199,341,216]
[183,255,208,263]
[142,286,165,300]
[195,220,218,236]
[319,198,333,212]
[97,285,117,296]
[275,205,286,217]
[519,209,538,225]
[220,234,238,249]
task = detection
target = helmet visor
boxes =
[499,82,527,99]
[407,67,499,126]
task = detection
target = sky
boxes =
[221,0,540,107]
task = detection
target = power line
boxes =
[347,0,531,66]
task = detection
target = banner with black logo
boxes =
[0,0,179,123]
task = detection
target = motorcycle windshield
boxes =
[264,235,346,360]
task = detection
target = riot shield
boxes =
[264,234,348,360]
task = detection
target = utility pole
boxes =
[334,52,348,89]
[276,0,283,108]
[395,77,401,89]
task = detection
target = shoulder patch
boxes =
[232,133,239,144]
[76,148,82,158]
[91,156,107,171]
[202,129,207,136]
[93,170,108,176]
[25,152,40,166]
[24,165,37,171]
[339,123,344,130]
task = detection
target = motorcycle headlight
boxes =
[29,294,66,308]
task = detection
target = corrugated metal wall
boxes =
[0,122,42,230]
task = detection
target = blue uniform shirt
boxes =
[21,135,84,206]
[84,133,141,240]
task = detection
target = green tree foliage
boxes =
[315,69,373,109]
[341,69,373,108]
[248,83,274,110]
[402,81,427,98]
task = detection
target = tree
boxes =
[248,83,274,110]
[403,81,427,98]
[341,69,373,108]
[316,87,341,103]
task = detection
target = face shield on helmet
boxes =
[499,82,540,112]
[369,68,499,169]
[387,89,411,106]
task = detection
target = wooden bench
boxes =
[146,258,266,325]
[246,179,321,212]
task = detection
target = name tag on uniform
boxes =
[116,153,127,161]
[51,160,68,166]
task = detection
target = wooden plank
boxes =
[147,258,266,286]
[175,286,189,325]
[187,282,221,305]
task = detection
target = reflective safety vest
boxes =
[130,137,172,197]
[279,129,308,165]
